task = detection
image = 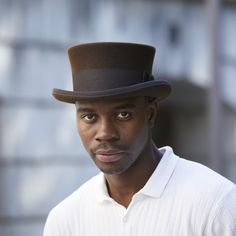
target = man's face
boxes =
[75,97,157,175]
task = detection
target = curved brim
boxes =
[52,80,171,103]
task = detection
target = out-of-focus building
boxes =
[0,0,235,235]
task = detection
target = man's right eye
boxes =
[81,114,97,122]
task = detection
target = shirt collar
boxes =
[139,146,179,198]
[96,173,114,203]
[95,146,179,202]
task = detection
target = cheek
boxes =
[123,118,149,147]
[76,121,93,149]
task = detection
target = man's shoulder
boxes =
[157,146,235,201]
[173,156,235,204]
[49,173,101,216]
[44,173,103,234]
[177,157,233,186]
[159,146,234,192]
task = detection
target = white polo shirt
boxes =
[43,147,236,236]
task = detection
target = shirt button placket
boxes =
[123,215,132,236]
[123,215,128,223]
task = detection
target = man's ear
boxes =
[148,100,158,128]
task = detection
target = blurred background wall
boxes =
[0,0,236,235]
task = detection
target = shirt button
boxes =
[123,216,128,222]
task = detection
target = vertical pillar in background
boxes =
[0,99,1,158]
[206,0,223,174]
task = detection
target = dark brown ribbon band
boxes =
[73,69,154,91]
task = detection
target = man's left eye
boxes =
[117,112,131,120]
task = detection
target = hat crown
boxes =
[68,42,156,76]
[52,42,171,103]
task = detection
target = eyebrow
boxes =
[114,103,136,110]
[76,103,137,113]
[77,108,95,113]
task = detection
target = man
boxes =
[43,42,236,235]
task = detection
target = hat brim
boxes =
[52,80,171,104]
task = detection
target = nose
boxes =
[95,118,119,142]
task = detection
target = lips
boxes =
[95,150,124,163]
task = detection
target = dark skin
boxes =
[76,97,163,208]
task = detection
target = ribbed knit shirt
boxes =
[43,146,236,236]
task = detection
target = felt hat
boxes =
[53,42,171,103]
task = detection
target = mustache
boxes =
[91,143,127,153]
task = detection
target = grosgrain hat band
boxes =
[73,69,154,91]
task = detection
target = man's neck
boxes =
[104,144,162,208]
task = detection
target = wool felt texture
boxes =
[52,42,171,103]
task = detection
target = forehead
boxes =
[75,97,145,109]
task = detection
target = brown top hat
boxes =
[53,42,171,103]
